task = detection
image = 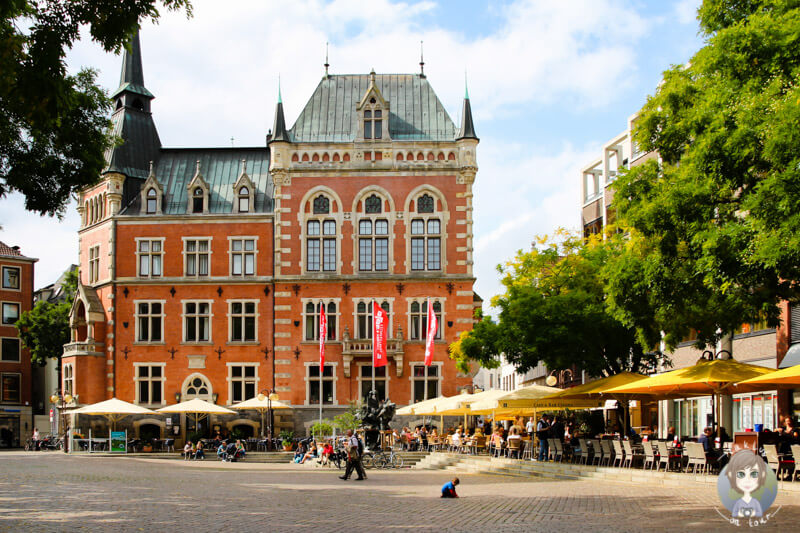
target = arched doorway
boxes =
[180,373,213,437]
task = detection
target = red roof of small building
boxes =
[0,241,36,261]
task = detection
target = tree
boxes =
[451,230,663,378]
[0,0,192,217]
[15,267,77,366]
[333,403,361,433]
[606,0,800,350]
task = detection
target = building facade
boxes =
[0,242,36,447]
[581,119,787,437]
[64,34,479,440]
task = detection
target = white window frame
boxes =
[352,298,393,340]
[135,237,165,278]
[181,372,213,401]
[1,302,20,326]
[403,188,449,274]
[304,362,338,406]
[133,362,166,406]
[226,362,260,405]
[182,237,212,277]
[356,362,389,402]
[88,245,100,283]
[0,337,21,363]
[63,363,74,395]
[134,300,166,344]
[181,299,213,344]
[1,266,21,291]
[406,298,444,341]
[302,298,340,342]
[227,299,259,343]
[0,372,21,404]
[228,236,258,276]
[409,362,443,403]
[305,218,337,272]
[410,217,441,271]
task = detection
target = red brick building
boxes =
[65,34,479,440]
[0,242,36,447]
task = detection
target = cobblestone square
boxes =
[2,452,800,532]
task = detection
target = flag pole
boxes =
[424,299,429,402]
[371,299,376,395]
[318,300,323,439]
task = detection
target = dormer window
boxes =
[238,186,250,213]
[192,188,204,213]
[146,188,157,214]
[364,105,382,139]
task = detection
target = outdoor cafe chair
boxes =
[790,445,800,482]
[622,439,642,468]
[553,439,564,462]
[611,440,625,468]
[507,438,522,459]
[522,438,534,460]
[599,439,612,466]
[686,442,709,474]
[577,438,590,465]
[642,440,656,470]
[764,444,794,481]
[589,439,602,465]
[655,440,680,472]
[547,439,557,461]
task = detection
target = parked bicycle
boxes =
[367,448,404,469]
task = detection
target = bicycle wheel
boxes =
[389,454,403,469]
[374,452,389,469]
[362,453,375,469]
[24,440,31,452]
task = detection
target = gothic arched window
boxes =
[313,195,330,214]
[417,194,434,213]
[365,194,382,214]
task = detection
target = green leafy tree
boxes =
[451,230,663,377]
[15,268,77,365]
[1,0,192,216]
[607,0,800,349]
[310,420,333,438]
[333,402,361,432]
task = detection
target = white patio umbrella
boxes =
[156,398,235,430]
[230,395,292,437]
[71,398,157,430]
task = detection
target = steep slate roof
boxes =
[289,74,457,142]
[120,148,272,215]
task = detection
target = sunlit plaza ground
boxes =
[2,452,800,531]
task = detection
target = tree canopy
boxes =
[16,267,77,366]
[0,0,191,217]
[451,231,663,377]
[607,0,800,350]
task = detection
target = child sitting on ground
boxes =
[441,477,459,498]
[183,441,192,460]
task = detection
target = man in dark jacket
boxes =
[537,415,551,461]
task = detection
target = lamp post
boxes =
[257,389,279,443]
[49,391,73,453]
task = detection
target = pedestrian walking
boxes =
[339,429,366,481]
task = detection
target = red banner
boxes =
[373,301,388,367]
[424,298,437,366]
[319,303,327,367]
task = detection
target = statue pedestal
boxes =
[364,429,381,451]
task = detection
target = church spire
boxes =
[456,77,478,141]
[269,81,290,143]
[111,30,153,102]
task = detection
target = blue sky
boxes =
[0,0,703,305]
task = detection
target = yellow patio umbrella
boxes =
[156,398,235,433]
[605,359,774,437]
[71,398,157,431]
[396,395,449,416]
[230,394,292,437]
[734,364,800,391]
[469,384,563,413]
[434,390,509,429]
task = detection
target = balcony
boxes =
[341,326,405,377]
[63,340,104,357]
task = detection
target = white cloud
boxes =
[675,0,700,25]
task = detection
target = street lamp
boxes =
[257,389,279,443]
[49,392,73,453]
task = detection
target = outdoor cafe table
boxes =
[73,438,108,452]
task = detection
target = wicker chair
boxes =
[611,440,625,467]
[507,437,522,459]
[599,439,612,466]
[642,440,656,470]
[577,438,590,465]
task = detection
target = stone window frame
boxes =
[298,186,344,275]
[408,361,443,403]
[403,186,449,274]
[228,236,258,277]
[226,362,260,405]
[0,337,20,363]
[356,362,390,403]
[1,266,21,291]
[63,362,74,396]
[406,297,445,342]
[227,299,260,344]
[135,237,165,278]
[351,297,393,340]
[302,298,341,342]
[88,244,100,283]
[181,372,213,402]
[134,300,166,345]
[0,372,21,404]
[134,362,166,407]
[181,237,213,277]
[304,362,338,406]
[181,299,214,345]
[1,302,20,326]
[351,186,396,274]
